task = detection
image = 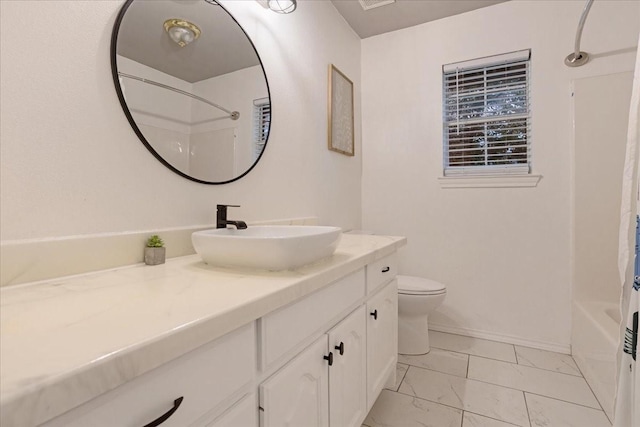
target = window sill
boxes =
[438,174,542,189]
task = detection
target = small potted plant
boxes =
[144,235,166,265]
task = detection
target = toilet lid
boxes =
[397,275,446,295]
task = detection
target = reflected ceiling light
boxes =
[163,19,201,47]
[267,0,297,14]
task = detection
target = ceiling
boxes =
[115,0,509,83]
[330,0,509,39]
[117,1,260,83]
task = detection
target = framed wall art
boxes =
[328,64,354,156]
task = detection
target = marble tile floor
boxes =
[363,331,611,427]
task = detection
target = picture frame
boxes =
[328,64,354,156]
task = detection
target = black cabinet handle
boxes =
[370,309,378,320]
[335,342,345,356]
[324,352,334,366]
[142,397,184,427]
[381,266,390,273]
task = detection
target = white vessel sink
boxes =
[192,225,342,270]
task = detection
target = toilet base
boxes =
[398,315,431,355]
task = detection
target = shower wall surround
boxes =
[361,0,640,351]
[0,0,362,252]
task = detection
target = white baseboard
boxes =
[429,322,571,355]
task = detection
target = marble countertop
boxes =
[0,233,406,427]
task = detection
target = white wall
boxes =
[0,0,362,242]
[361,0,639,350]
[574,72,633,305]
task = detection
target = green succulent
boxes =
[146,235,164,248]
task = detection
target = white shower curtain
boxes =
[614,35,640,427]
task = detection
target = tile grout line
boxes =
[430,330,519,347]
[398,333,606,425]
[433,331,574,360]
[569,354,612,422]
[467,354,604,410]
[395,362,410,392]
[430,344,517,364]
[524,391,612,414]
[466,353,470,378]
[397,351,470,378]
[468,353,586,378]
[406,364,603,412]
[393,387,526,426]
[463,410,524,427]
[523,391,533,427]
[514,346,582,376]
[393,387,474,415]
[398,365,524,423]
[431,333,580,374]
[395,370,606,427]
[510,343,517,367]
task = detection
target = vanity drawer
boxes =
[43,323,256,427]
[366,252,398,294]
[260,269,365,370]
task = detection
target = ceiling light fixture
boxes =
[163,19,201,47]
[358,0,395,11]
[267,0,297,14]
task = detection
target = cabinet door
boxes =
[328,306,367,427]
[366,280,398,410]
[206,394,257,427]
[260,335,330,427]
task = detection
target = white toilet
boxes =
[397,275,447,355]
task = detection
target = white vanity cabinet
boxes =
[366,279,398,410]
[259,306,367,427]
[205,394,258,427]
[259,335,330,427]
[259,253,398,427]
[364,251,399,411]
[12,239,404,427]
[328,306,368,427]
[258,269,367,427]
[41,323,257,427]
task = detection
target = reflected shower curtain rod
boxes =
[565,0,595,67]
[118,72,240,120]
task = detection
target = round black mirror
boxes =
[111,0,271,184]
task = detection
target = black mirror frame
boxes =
[110,0,272,185]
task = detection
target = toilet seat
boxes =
[397,275,446,295]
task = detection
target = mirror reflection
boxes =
[112,0,271,184]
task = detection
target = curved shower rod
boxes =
[118,72,240,120]
[565,0,595,67]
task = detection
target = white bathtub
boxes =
[572,300,620,420]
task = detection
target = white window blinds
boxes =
[443,49,531,176]
[253,98,271,160]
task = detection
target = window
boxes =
[253,98,271,160]
[443,50,531,176]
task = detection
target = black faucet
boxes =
[216,204,248,229]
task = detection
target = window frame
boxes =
[442,49,532,179]
[253,97,271,161]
